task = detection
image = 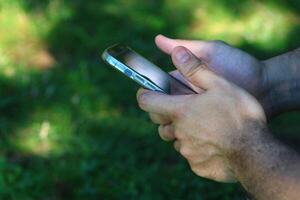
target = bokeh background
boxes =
[0,0,300,199]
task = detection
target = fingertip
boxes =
[158,125,175,142]
[155,34,165,45]
[137,87,147,94]
[136,88,158,110]
[136,88,149,100]
[155,34,170,41]
[155,34,164,40]
[155,34,175,54]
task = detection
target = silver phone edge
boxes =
[102,50,166,93]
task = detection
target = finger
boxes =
[155,34,213,61]
[169,70,204,93]
[169,70,187,84]
[171,46,227,90]
[149,113,171,125]
[182,144,218,163]
[136,88,187,116]
[173,140,181,152]
[158,124,175,141]
[190,156,237,183]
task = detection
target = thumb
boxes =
[171,46,225,90]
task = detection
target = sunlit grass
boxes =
[184,1,300,51]
[10,106,73,156]
[0,1,72,70]
[0,4,36,68]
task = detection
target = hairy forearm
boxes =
[262,48,300,116]
[229,121,300,200]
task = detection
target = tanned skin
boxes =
[229,122,300,200]
[136,35,300,200]
[262,48,300,116]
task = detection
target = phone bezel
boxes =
[102,45,166,93]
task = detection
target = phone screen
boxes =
[107,45,195,95]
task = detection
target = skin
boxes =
[137,35,300,200]
[262,48,300,116]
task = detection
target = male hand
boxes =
[155,35,265,97]
[148,35,269,127]
[137,46,267,182]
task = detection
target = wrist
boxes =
[251,60,277,119]
[226,121,273,186]
[226,120,300,199]
[258,60,277,118]
[228,119,269,155]
[260,51,300,117]
[225,120,268,167]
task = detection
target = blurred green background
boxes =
[0,0,300,199]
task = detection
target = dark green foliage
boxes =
[0,0,299,199]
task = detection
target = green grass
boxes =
[0,0,300,199]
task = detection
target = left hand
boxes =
[137,46,267,182]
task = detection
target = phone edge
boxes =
[101,50,166,93]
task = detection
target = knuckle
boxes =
[206,147,218,157]
[159,131,167,141]
[158,126,167,138]
[149,113,158,124]
[173,141,180,151]
[158,125,163,134]
[159,124,165,130]
[185,61,204,76]
[179,147,192,159]
[173,129,184,140]
[184,61,208,82]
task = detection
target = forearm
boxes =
[262,48,300,116]
[229,121,300,200]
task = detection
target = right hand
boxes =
[137,46,267,182]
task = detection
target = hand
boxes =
[149,35,269,127]
[148,34,268,135]
[137,46,267,182]
[156,35,265,97]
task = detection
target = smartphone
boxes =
[101,44,196,95]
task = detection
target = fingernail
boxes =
[175,48,190,63]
